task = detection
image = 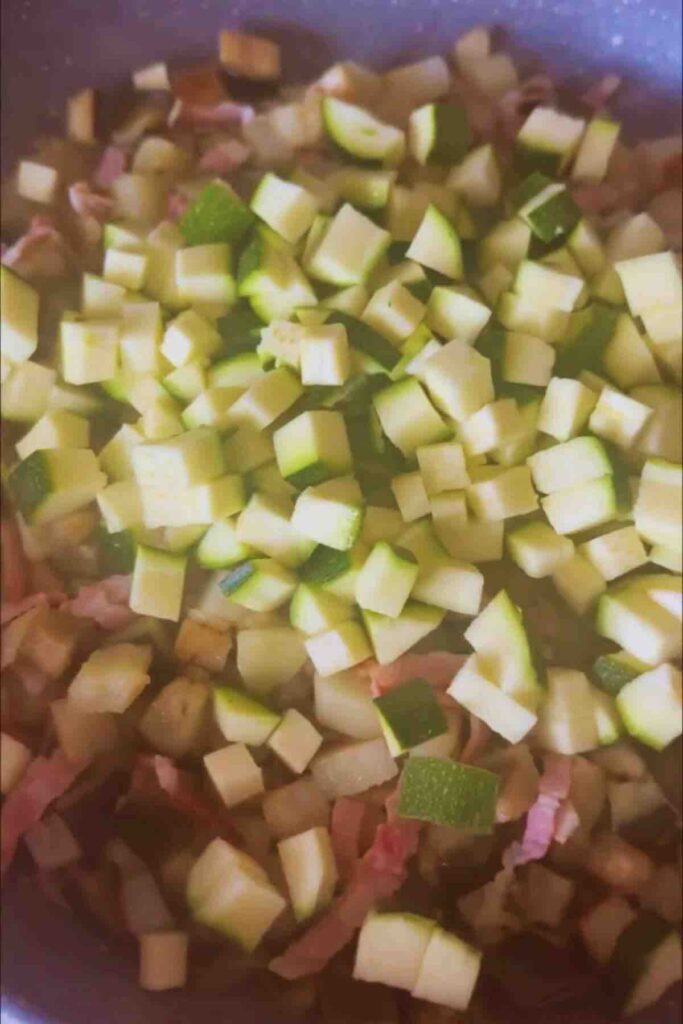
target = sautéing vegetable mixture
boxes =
[1,23,682,1022]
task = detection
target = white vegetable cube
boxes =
[227,368,303,431]
[120,302,164,375]
[139,932,188,992]
[422,339,494,422]
[537,377,598,441]
[111,173,166,225]
[132,427,225,490]
[354,912,436,991]
[580,527,648,581]
[236,626,308,695]
[538,668,599,754]
[603,313,661,390]
[161,309,220,367]
[528,436,611,494]
[589,388,652,447]
[634,458,683,551]
[273,409,352,487]
[141,398,184,440]
[616,665,682,751]
[268,709,323,774]
[460,399,526,456]
[314,671,381,740]
[552,552,610,614]
[17,160,59,203]
[97,480,143,532]
[572,116,620,182]
[438,519,504,563]
[263,778,330,840]
[15,410,90,461]
[426,286,491,345]
[130,546,187,621]
[223,426,273,473]
[103,249,148,291]
[292,476,364,551]
[204,743,264,808]
[449,143,502,206]
[508,521,575,579]
[615,251,682,315]
[503,332,555,387]
[176,243,235,306]
[277,826,338,922]
[251,173,318,244]
[412,927,482,1011]
[2,360,56,422]
[182,387,242,431]
[406,205,463,280]
[81,274,126,318]
[356,541,419,617]
[0,732,32,795]
[300,323,350,385]
[542,476,616,535]
[373,377,449,457]
[60,319,119,385]
[308,203,390,286]
[305,620,372,676]
[513,260,584,312]
[517,107,585,170]
[68,643,152,714]
[391,471,430,523]
[448,654,538,743]
[187,838,286,951]
[467,465,539,521]
[1,266,39,363]
[311,737,398,798]
[417,442,470,496]
[362,281,425,346]
[597,587,681,665]
[430,491,468,530]
[51,699,118,766]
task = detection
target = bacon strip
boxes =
[93,145,128,189]
[504,755,573,868]
[128,755,235,840]
[1,215,71,280]
[198,138,251,175]
[63,575,133,630]
[330,798,367,881]
[270,815,422,980]
[169,99,254,130]
[1,750,82,875]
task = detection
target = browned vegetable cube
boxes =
[174,617,232,674]
[219,31,281,81]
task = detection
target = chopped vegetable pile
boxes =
[1,22,682,1023]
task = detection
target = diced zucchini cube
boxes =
[634,458,682,551]
[374,678,448,756]
[449,143,502,206]
[268,709,323,774]
[307,203,390,286]
[161,309,221,368]
[213,686,281,746]
[304,620,372,675]
[528,435,611,494]
[572,116,620,182]
[399,755,500,832]
[460,399,526,456]
[236,626,307,695]
[588,387,652,448]
[197,517,255,569]
[273,410,352,489]
[182,387,242,431]
[422,339,494,422]
[250,173,318,244]
[373,378,449,457]
[176,243,235,307]
[615,251,682,316]
[417,442,469,496]
[1,266,39,363]
[220,558,297,613]
[437,519,504,563]
[542,475,616,534]
[277,825,337,923]
[580,526,648,581]
[503,331,555,387]
[310,737,398,798]
[132,427,224,489]
[616,665,682,751]
[292,476,364,551]
[602,313,661,390]
[299,323,351,386]
[290,584,351,637]
[552,552,606,614]
[130,545,187,621]
[354,912,436,991]
[426,285,491,345]
[362,281,425,346]
[356,541,419,618]
[466,465,539,521]
[9,448,106,525]
[60,318,119,385]
[17,159,59,203]
[517,107,586,174]
[322,97,405,165]
[406,205,463,280]
[596,587,681,665]
[15,410,89,461]
[391,471,431,523]
[2,360,57,422]
[97,480,143,532]
[103,248,148,291]
[363,600,444,665]
[120,302,164,375]
[204,743,264,808]
[537,377,598,441]
[180,180,255,246]
[508,521,575,579]
[411,926,482,1012]
[68,642,152,714]
[226,367,303,430]
[236,492,315,567]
